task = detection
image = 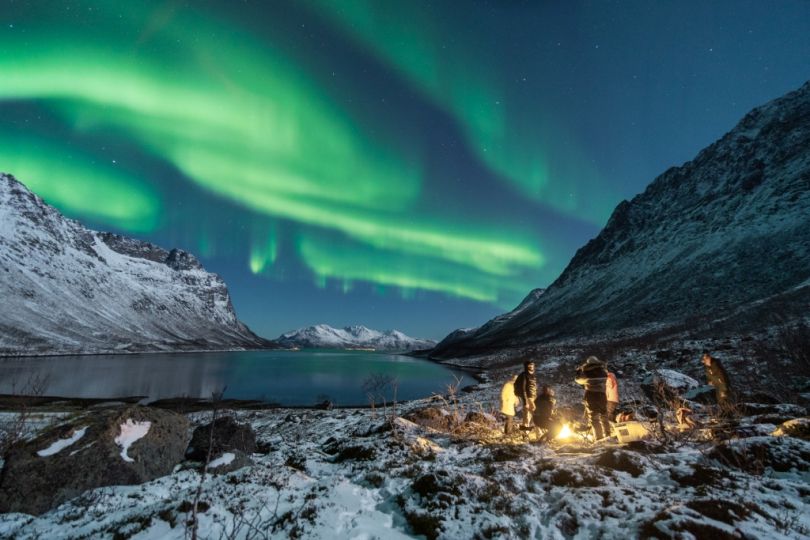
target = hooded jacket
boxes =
[500,377,521,416]
[575,358,608,393]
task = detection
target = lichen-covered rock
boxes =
[0,406,189,515]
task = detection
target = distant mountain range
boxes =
[0,173,273,355]
[276,324,436,351]
[431,80,810,359]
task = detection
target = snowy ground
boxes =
[0,375,808,540]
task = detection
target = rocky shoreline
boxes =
[0,348,808,538]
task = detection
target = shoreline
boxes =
[0,393,450,413]
[0,346,443,360]
[0,344,285,360]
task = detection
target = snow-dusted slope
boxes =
[433,80,810,358]
[277,324,436,351]
[0,174,272,355]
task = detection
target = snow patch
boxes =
[37,427,87,457]
[114,419,151,462]
[208,452,235,468]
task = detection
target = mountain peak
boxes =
[0,173,271,355]
[277,324,435,351]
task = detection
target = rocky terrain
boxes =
[431,81,810,360]
[276,324,436,351]
[0,345,808,539]
[0,173,273,355]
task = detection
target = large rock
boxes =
[641,369,701,405]
[0,406,189,515]
[403,407,455,431]
[186,415,256,462]
[773,417,810,440]
[682,385,718,404]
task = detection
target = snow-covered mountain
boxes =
[432,80,810,358]
[276,324,436,351]
[0,173,273,355]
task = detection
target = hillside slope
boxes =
[432,81,810,358]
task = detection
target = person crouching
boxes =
[533,385,562,442]
[499,374,520,435]
[575,356,611,441]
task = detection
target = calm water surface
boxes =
[0,350,469,406]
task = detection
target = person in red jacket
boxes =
[606,370,620,423]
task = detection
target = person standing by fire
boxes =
[514,359,538,429]
[499,374,520,435]
[702,351,734,413]
[575,356,612,441]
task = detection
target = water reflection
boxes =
[0,350,468,406]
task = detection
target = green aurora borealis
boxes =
[2,1,809,337]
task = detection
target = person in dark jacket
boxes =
[702,351,734,411]
[575,356,611,441]
[514,360,538,428]
[533,385,562,442]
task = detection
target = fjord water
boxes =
[0,350,469,406]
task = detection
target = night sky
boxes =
[1,1,809,340]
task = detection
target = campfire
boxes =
[556,423,574,440]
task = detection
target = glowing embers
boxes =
[556,423,574,440]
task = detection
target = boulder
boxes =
[641,369,700,405]
[0,406,189,515]
[682,385,717,404]
[403,407,455,431]
[186,415,256,462]
[772,417,810,440]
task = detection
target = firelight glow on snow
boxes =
[1,0,808,338]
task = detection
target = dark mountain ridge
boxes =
[432,80,810,359]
